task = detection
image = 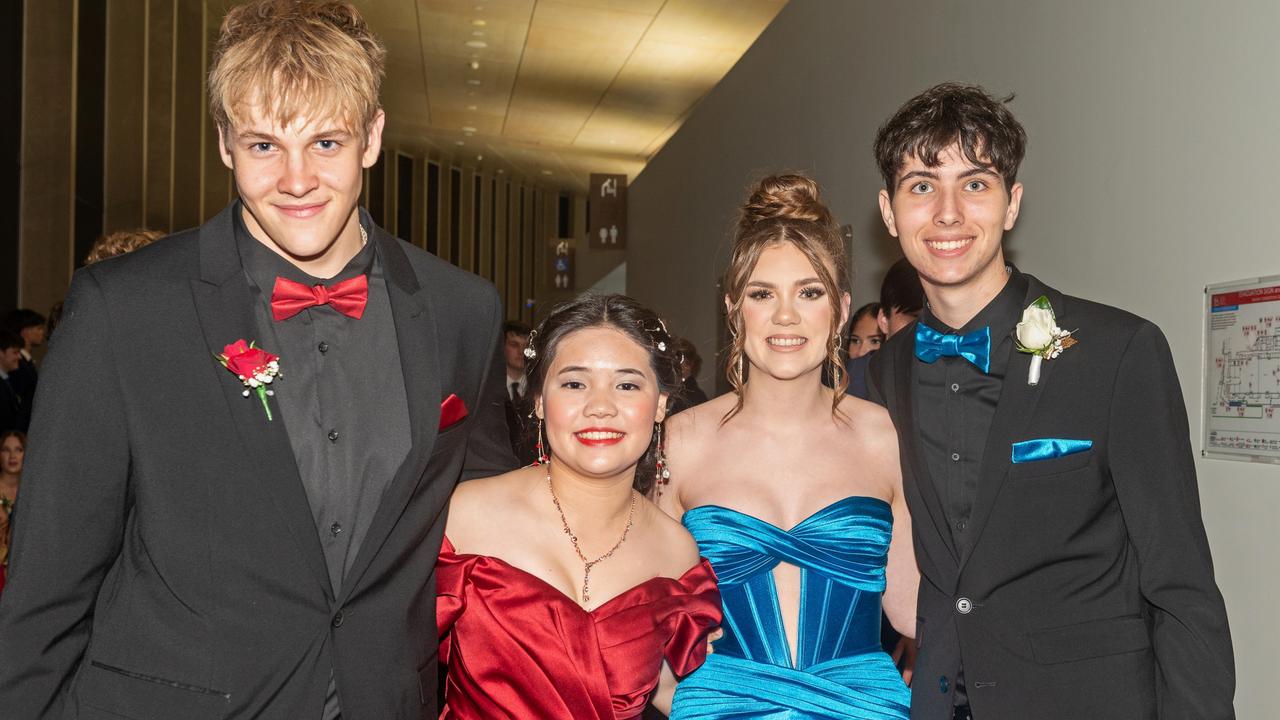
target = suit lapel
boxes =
[959,278,1062,570]
[190,205,332,598]
[337,227,442,603]
[892,324,961,565]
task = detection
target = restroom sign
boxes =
[589,173,627,249]
[548,239,575,290]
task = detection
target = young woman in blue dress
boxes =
[658,174,919,719]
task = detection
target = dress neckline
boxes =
[440,535,712,614]
[681,495,891,533]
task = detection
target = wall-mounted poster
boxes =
[1202,275,1280,464]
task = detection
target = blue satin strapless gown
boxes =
[669,496,910,719]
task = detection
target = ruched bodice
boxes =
[670,496,909,719]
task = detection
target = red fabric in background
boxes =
[436,536,720,719]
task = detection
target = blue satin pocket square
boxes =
[1011,438,1093,463]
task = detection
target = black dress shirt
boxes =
[236,210,412,719]
[236,208,412,592]
[914,267,1026,706]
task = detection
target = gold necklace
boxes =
[546,462,637,606]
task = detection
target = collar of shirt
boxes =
[233,201,377,303]
[507,373,527,398]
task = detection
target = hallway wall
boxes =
[628,1,1278,714]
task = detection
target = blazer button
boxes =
[939,675,949,694]
[332,610,345,628]
[956,597,973,614]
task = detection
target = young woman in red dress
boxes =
[437,294,720,719]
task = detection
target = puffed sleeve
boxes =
[436,536,475,665]
[660,559,722,677]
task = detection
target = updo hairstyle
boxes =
[523,293,683,495]
[722,174,850,422]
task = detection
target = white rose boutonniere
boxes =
[1013,296,1077,386]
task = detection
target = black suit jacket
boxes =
[868,274,1234,720]
[0,204,516,719]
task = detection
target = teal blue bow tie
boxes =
[914,324,991,373]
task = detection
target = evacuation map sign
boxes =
[1203,276,1280,463]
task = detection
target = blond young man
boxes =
[0,2,515,718]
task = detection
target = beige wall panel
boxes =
[19,0,75,312]
[104,0,147,232]
[144,0,175,230]
[201,3,231,219]
[171,0,204,232]
[492,179,508,292]
[412,154,426,249]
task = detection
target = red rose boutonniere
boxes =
[218,339,281,421]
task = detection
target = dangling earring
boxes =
[734,351,744,386]
[830,334,843,385]
[654,422,671,494]
[534,418,550,466]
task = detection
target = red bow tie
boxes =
[270,275,369,321]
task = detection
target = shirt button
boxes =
[951,452,961,462]
[956,597,973,614]
[331,610,345,628]
[328,429,340,443]
[955,519,967,531]
[951,383,960,392]
[318,341,330,353]
[939,675,950,694]
[330,522,343,536]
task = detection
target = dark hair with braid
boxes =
[523,293,682,494]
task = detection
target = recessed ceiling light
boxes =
[475,5,484,11]
[476,154,484,161]
[461,126,477,133]
[468,60,480,70]
[471,30,485,37]
[454,140,465,146]
[541,170,553,176]
[466,104,478,111]
[472,19,487,27]
[497,168,504,174]
[466,79,482,86]
[464,40,487,49]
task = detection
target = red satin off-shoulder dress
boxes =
[436,536,721,719]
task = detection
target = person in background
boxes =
[502,320,538,465]
[846,259,925,400]
[666,337,708,416]
[848,302,885,359]
[0,331,24,435]
[3,309,46,432]
[85,228,164,266]
[0,430,24,595]
[438,294,719,719]
[869,82,1232,720]
[877,257,925,337]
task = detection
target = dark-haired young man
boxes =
[876,257,926,338]
[0,1,514,718]
[866,83,1233,720]
[3,308,46,431]
[0,331,23,434]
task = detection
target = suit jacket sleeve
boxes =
[0,270,133,717]
[1107,321,1234,718]
[460,290,518,481]
[866,351,887,407]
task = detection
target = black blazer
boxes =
[868,274,1234,720]
[0,205,516,719]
